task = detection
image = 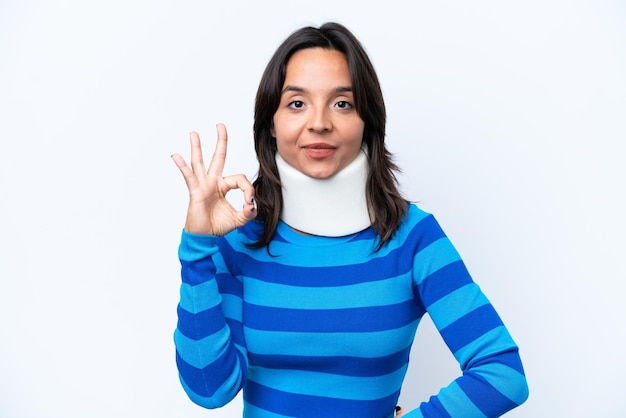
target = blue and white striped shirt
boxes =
[174,204,528,417]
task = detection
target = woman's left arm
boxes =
[405,218,529,417]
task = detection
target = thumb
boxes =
[239,197,257,223]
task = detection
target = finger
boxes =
[395,406,404,417]
[223,174,256,222]
[171,153,198,189]
[236,193,257,224]
[222,174,255,201]
[189,131,206,176]
[207,123,228,177]
[238,199,257,223]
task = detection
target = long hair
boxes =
[252,22,408,249]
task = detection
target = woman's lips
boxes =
[303,143,336,159]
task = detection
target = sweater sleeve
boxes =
[406,223,529,417]
[173,230,248,408]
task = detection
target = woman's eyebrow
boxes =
[281,85,353,95]
[281,85,305,94]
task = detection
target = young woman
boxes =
[171,22,528,417]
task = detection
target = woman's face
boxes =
[272,48,365,179]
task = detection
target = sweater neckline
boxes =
[276,220,365,247]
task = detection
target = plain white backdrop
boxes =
[1,1,624,416]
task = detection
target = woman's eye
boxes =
[336,100,353,109]
[288,100,305,109]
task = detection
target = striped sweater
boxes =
[174,204,528,417]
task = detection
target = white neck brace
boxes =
[276,149,371,237]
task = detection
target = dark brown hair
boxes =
[252,22,408,249]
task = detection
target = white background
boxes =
[1,1,625,417]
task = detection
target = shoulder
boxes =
[385,203,449,249]
[399,203,440,233]
[406,202,430,221]
[218,220,264,250]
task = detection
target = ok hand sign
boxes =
[171,123,256,236]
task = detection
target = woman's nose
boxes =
[307,106,332,133]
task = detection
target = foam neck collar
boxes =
[276,150,371,237]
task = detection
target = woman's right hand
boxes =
[171,123,256,236]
